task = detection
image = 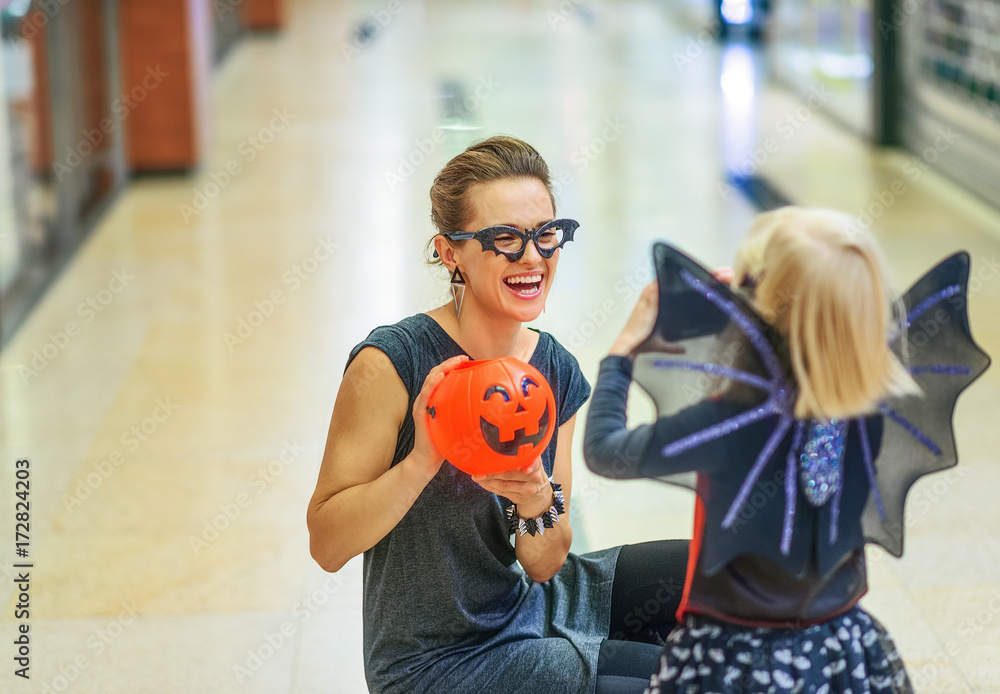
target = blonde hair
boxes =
[733,207,918,419]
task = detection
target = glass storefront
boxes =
[1,0,58,339]
[213,0,244,64]
[768,0,875,138]
[900,0,1000,208]
[0,0,125,345]
[0,0,280,347]
[767,0,1000,205]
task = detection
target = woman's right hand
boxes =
[410,354,470,473]
[308,350,471,572]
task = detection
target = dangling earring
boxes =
[450,266,466,320]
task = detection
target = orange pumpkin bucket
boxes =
[426,357,557,475]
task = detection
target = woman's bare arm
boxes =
[306,348,467,572]
[472,416,577,583]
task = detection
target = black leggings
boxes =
[595,539,689,694]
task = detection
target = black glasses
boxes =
[436,219,578,262]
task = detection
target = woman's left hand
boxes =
[472,458,553,518]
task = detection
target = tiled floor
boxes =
[1,0,999,692]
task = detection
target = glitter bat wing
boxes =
[630,242,784,496]
[861,251,990,556]
[629,242,989,569]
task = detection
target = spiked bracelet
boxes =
[505,477,565,537]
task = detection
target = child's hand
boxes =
[712,266,734,284]
[609,281,659,356]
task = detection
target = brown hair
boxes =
[428,136,556,264]
[733,207,918,419]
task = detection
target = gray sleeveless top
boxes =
[347,314,620,694]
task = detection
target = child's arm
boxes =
[584,280,659,479]
[582,355,654,480]
[583,274,738,482]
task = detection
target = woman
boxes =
[583,207,989,692]
[307,136,688,693]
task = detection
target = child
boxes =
[583,207,989,693]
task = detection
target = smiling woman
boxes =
[306,135,689,694]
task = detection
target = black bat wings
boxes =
[629,243,989,569]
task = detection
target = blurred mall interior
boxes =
[0,0,999,692]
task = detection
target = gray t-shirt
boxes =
[347,314,619,694]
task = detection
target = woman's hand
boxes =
[472,458,553,518]
[411,354,470,473]
[309,348,471,573]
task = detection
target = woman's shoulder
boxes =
[366,312,434,337]
[352,314,441,354]
[347,314,456,387]
[532,329,581,371]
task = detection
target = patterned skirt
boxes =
[644,606,913,694]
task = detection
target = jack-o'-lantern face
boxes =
[426,357,557,475]
[479,375,551,456]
